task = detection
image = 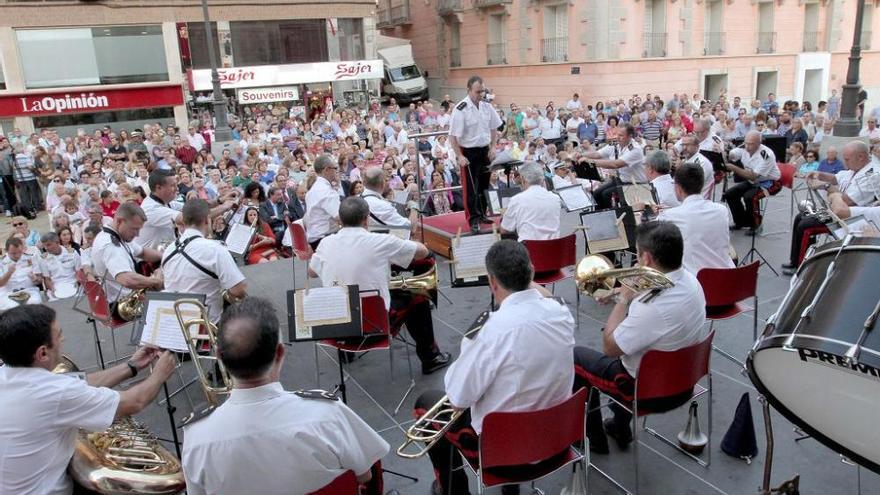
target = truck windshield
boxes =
[388,65,421,82]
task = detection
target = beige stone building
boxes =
[377,0,880,108]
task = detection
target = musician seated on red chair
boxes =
[782,140,876,275]
[573,222,707,454]
[0,304,176,495]
[182,297,390,495]
[829,188,880,231]
[91,203,164,321]
[413,240,575,495]
[499,161,562,241]
[308,196,451,374]
[722,130,781,235]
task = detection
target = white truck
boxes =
[376,35,429,104]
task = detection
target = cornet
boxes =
[575,254,674,298]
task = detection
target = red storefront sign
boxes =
[0,84,184,118]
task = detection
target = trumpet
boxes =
[575,254,674,298]
[173,298,232,421]
[397,395,464,459]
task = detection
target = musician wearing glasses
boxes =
[161,199,247,323]
[91,203,164,319]
[361,166,418,239]
[303,154,342,250]
[412,240,575,494]
[500,161,562,241]
[782,140,877,275]
[0,305,176,495]
[0,237,43,308]
[309,197,451,374]
[182,298,390,495]
[573,222,707,454]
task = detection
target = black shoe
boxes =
[422,352,452,375]
[430,481,443,495]
[589,437,610,454]
[478,215,494,224]
[501,485,521,495]
[469,222,480,234]
[781,262,796,269]
[782,266,797,276]
[604,418,633,449]
[729,224,743,231]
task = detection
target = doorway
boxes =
[803,68,823,105]
[704,74,728,102]
[756,71,778,100]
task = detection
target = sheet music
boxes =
[487,190,502,215]
[282,227,292,247]
[141,300,200,352]
[393,190,410,205]
[583,210,628,254]
[557,185,594,212]
[225,223,255,255]
[453,233,498,279]
[297,286,352,326]
[832,216,877,239]
[621,184,656,208]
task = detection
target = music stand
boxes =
[483,186,522,217]
[700,150,726,173]
[574,161,603,182]
[448,230,499,289]
[577,207,635,256]
[556,184,596,213]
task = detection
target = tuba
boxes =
[397,395,465,459]
[53,357,186,494]
[575,254,674,298]
[389,265,439,305]
[173,298,232,422]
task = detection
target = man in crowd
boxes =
[303,154,341,249]
[259,186,289,245]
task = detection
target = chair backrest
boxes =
[777,163,797,189]
[636,331,714,402]
[290,220,312,260]
[523,234,577,273]
[360,294,390,336]
[696,261,759,307]
[82,279,111,322]
[308,471,358,495]
[480,388,587,470]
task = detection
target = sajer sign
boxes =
[189,60,384,92]
[237,86,299,104]
[0,84,184,118]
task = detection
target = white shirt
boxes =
[0,366,119,495]
[449,97,503,148]
[40,248,80,288]
[135,195,180,249]
[599,141,648,183]
[859,127,880,142]
[92,228,144,302]
[566,99,583,110]
[500,185,561,241]
[650,174,680,208]
[699,133,724,154]
[303,177,341,243]
[684,152,716,199]
[0,253,42,292]
[444,289,575,433]
[310,227,418,309]
[566,117,584,140]
[614,268,707,376]
[162,228,246,322]
[740,144,781,181]
[362,189,411,240]
[182,383,389,495]
[187,132,207,150]
[659,195,735,275]
[538,117,563,140]
[386,129,409,153]
[836,163,877,206]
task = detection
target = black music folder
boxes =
[700,150,726,173]
[574,161,603,181]
[286,285,363,342]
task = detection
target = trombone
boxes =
[397,395,464,459]
[173,299,232,419]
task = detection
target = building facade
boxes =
[0,0,377,136]
[377,0,880,108]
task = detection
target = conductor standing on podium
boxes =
[449,76,503,234]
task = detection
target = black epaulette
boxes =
[456,101,467,111]
[712,135,721,143]
[464,310,491,340]
[294,389,340,401]
[760,149,768,160]
[627,143,634,151]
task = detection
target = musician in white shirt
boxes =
[0,304,175,495]
[135,169,182,249]
[413,240,575,493]
[574,222,707,454]
[38,232,81,301]
[581,124,647,208]
[303,155,341,249]
[500,162,562,241]
[723,130,781,232]
[360,166,417,239]
[182,298,389,495]
[658,163,734,275]
[0,237,43,309]
[644,151,680,208]
[679,134,715,199]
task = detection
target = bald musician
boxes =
[0,305,175,495]
[182,298,389,495]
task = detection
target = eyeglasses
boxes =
[13,222,24,227]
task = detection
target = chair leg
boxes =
[393,335,416,415]
[314,342,321,388]
[576,290,581,332]
[633,400,640,495]
[91,319,106,370]
[529,481,544,494]
[110,328,119,364]
[708,373,713,467]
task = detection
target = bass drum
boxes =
[747,237,880,473]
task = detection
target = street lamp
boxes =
[200,0,232,146]
[833,0,866,137]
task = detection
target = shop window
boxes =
[184,22,222,70]
[337,19,365,61]
[230,20,328,66]
[17,26,169,89]
[33,107,175,138]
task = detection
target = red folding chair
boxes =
[318,294,415,414]
[308,470,358,495]
[589,332,714,495]
[79,277,136,369]
[697,261,759,367]
[455,388,588,494]
[523,234,579,326]
[777,162,797,220]
[288,219,312,290]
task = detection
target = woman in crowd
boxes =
[244,207,280,264]
[57,225,81,254]
[424,171,453,216]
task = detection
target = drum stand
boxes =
[758,395,801,495]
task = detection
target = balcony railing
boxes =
[437,0,462,16]
[803,30,821,52]
[643,32,667,58]
[541,36,568,62]
[704,32,724,56]
[449,47,461,67]
[391,1,411,24]
[376,8,392,28]
[474,0,512,7]
[862,30,873,50]
[757,31,777,54]
[487,42,507,65]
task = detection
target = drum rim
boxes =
[756,334,880,364]
[800,244,880,272]
[747,349,880,475]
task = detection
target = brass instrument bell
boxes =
[575,254,674,297]
[389,265,439,305]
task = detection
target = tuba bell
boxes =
[575,254,674,298]
[389,265,439,305]
[53,357,186,494]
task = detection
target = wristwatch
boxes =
[125,360,138,378]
